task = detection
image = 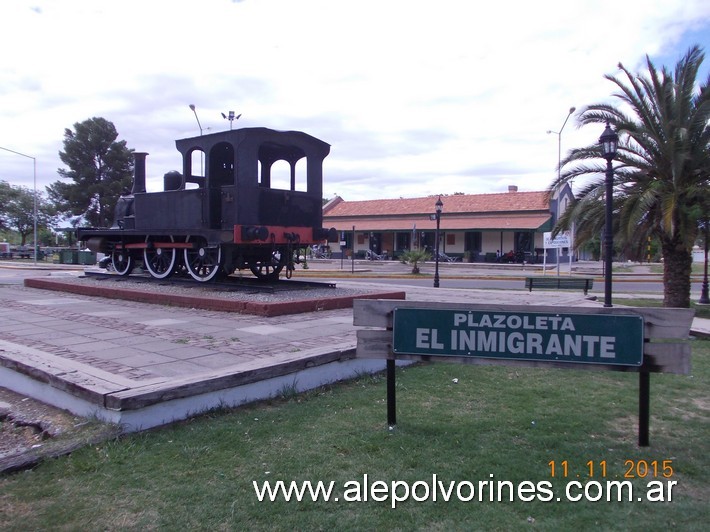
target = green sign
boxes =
[393,308,644,366]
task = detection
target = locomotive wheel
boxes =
[250,251,285,281]
[111,249,134,276]
[184,238,223,282]
[144,236,177,279]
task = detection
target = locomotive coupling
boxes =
[314,227,338,242]
[241,225,270,242]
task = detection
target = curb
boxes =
[23,278,406,317]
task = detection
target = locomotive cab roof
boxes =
[172,127,330,194]
[175,126,330,161]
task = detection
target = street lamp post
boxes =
[547,106,576,182]
[0,145,37,264]
[599,122,619,308]
[188,104,205,176]
[188,104,204,135]
[547,106,576,272]
[221,111,242,130]
[433,196,443,288]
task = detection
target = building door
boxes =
[369,232,382,255]
[395,232,411,257]
[420,231,435,252]
[465,231,482,262]
[514,231,534,263]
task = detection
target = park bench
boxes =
[0,251,31,259]
[366,249,388,261]
[525,276,594,295]
[354,299,694,446]
[437,251,460,263]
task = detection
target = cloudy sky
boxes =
[1,0,709,203]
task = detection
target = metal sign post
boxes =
[544,231,571,277]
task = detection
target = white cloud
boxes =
[1,0,709,201]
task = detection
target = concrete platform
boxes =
[0,275,407,432]
[1,271,707,434]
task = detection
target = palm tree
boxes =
[549,45,710,308]
[400,248,431,274]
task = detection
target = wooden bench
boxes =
[354,299,694,446]
[525,276,594,295]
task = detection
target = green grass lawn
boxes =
[1,340,708,531]
[648,262,706,275]
[616,297,710,320]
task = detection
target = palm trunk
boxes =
[661,240,693,308]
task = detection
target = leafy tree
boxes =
[549,45,709,308]
[579,234,602,262]
[47,117,133,228]
[0,180,18,231]
[0,180,53,246]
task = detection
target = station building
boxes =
[322,184,575,263]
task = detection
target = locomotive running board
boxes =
[120,242,194,250]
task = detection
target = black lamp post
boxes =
[599,122,619,307]
[700,219,709,304]
[434,196,443,288]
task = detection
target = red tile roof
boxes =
[323,190,549,217]
[323,191,552,231]
[326,214,551,231]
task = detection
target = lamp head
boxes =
[599,121,619,160]
[435,195,443,214]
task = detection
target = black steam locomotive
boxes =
[78,127,336,282]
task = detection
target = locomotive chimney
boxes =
[131,152,149,194]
